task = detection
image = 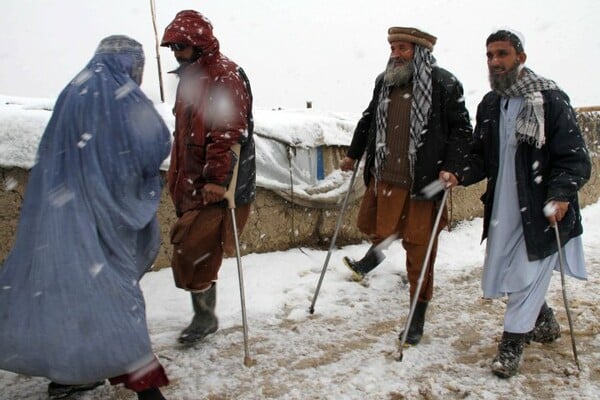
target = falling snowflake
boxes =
[543,203,557,217]
[3,177,17,191]
[48,185,75,207]
[193,253,211,266]
[71,69,93,86]
[77,132,93,148]
[90,263,104,277]
[115,81,137,99]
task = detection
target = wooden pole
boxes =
[149,0,165,103]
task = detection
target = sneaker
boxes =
[342,256,366,282]
[491,332,525,379]
[48,381,104,399]
[527,306,561,343]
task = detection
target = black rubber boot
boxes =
[178,283,219,345]
[491,331,526,378]
[343,245,385,281]
[399,301,428,345]
[137,387,167,400]
[526,302,561,343]
[48,381,104,399]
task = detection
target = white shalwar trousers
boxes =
[482,97,587,334]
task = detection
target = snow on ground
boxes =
[1,97,599,398]
[1,202,599,399]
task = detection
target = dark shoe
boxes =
[178,283,219,345]
[48,381,104,399]
[491,332,526,378]
[399,301,428,345]
[527,303,561,343]
[343,256,367,281]
[343,246,385,282]
[137,387,167,400]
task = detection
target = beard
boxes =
[176,49,203,66]
[489,60,521,92]
[383,59,414,87]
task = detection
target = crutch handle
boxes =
[224,144,241,210]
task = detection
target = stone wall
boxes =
[1,112,599,269]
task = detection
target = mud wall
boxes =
[1,112,599,269]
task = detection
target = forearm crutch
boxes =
[224,143,255,367]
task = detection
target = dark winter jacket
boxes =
[347,66,473,200]
[462,89,591,261]
[162,10,255,216]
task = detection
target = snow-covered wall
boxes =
[1,96,599,268]
[0,95,364,206]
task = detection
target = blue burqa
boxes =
[0,36,171,384]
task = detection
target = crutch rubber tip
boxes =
[308,307,315,314]
[244,356,257,367]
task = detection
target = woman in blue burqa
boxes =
[0,35,171,400]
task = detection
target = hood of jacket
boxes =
[161,10,220,57]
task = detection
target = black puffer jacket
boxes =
[462,89,591,261]
[347,66,473,200]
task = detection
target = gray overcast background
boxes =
[1,0,598,115]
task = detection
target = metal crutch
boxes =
[309,159,360,314]
[396,188,449,361]
[552,221,581,371]
[224,144,255,367]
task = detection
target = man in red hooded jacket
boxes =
[161,10,256,345]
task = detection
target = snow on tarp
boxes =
[0,95,364,208]
[253,108,365,208]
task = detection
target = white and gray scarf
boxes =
[494,67,559,148]
[374,45,434,180]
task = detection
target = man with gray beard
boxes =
[340,27,472,346]
[461,29,590,378]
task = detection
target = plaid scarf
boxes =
[374,45,433,180]
[494,67,559,148]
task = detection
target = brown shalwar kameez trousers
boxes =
[356,85,447,302]
[170,204,251,291]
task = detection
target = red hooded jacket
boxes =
[162,10,252,215]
